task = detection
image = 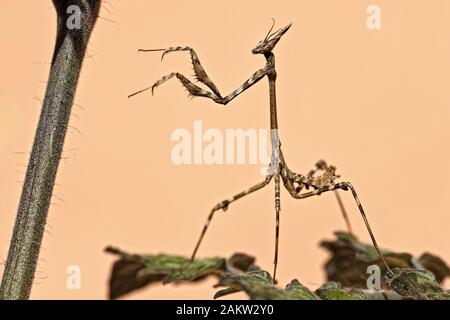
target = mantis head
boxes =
[252,21,292,55]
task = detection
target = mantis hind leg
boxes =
[191,175,273,261]
[273,174,281,284]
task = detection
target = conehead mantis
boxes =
[129,21,392,283]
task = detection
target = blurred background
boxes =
[0,0,449,299]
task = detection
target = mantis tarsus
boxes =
[129,22,392,283]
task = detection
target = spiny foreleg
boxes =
[129,46,270,105]
[138,47,222,97]
[128,72,220,100]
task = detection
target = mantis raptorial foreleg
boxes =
[129,47,269,105]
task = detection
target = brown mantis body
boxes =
[130,22,391,283]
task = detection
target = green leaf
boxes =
[315,282,366,300]
[384,268,450,300]
[105,232,450,300]
[321,231,449,288]
[214,270,319,300]
[105,247,255,299]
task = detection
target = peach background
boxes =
[0,0,449,299]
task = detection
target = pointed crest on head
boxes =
[252,20,292,55]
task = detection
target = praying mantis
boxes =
[129,21,391,283]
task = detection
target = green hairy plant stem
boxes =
[0,0,101,299]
